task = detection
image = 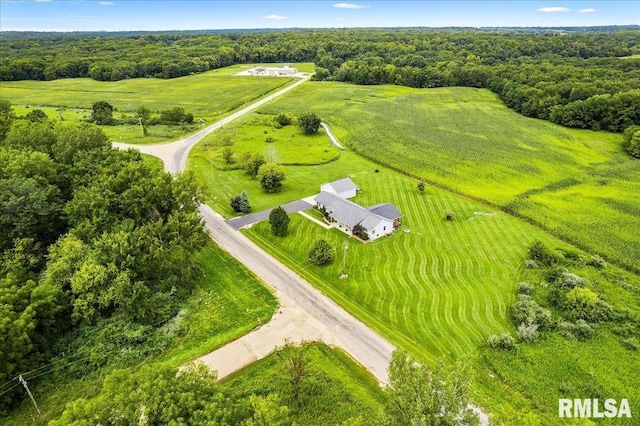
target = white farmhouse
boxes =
[314,191,402,241]
[320,177,359,199]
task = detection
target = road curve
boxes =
[112,75,489,423]
[111,73,395,383]
[113,75,310,173]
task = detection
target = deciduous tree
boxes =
[269,206,290,236]
[379,350,479,426]
[90,101,113,125]
[297,112,321,134]
[257,162,286,193]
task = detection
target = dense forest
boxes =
[0,103,208,413]
[2,28,640,132]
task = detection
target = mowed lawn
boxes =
[243,169,565,362]
[253,82,640,272]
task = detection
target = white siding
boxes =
[367,219,394,241]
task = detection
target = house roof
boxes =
[315,191,368,228]
[314,191,401,231]
[367,203,403,221]
[321,177,359,195]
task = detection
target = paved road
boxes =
[226,199,313,230]
[113,75,310,173]
[112,74,396,384]
[199,204,395,383]
[112,76,489,423]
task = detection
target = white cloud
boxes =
[262,14,287,20]
[333,3,369,9]
[34,0,53,3]
[536,7,570,13]
[578,8,596,13]
[99,1,114,5]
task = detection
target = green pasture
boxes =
[223,342,385,425]
[0,66,298,144]
[194,112,339,169]
[4,241,278,425]
[250,82,640,272]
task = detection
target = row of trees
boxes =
[2,29,639,133]
[0,102,207,411]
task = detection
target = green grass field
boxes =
[249,82,640,272]
[0,64,313,144]
[192,112,339,170]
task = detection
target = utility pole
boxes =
[18,375,41,417]
[343,242,349,270]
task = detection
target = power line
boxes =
[0,382,20,398]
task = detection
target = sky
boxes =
[0,1,638,32]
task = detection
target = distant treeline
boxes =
[2,28,639,131]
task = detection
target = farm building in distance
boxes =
[248,64,298,76]
[314,178,402,241]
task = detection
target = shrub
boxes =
[528,240,560,266]
[309,239,333,266]
[417,181,425,194]
[622,337,639,351]
[445,210,455,221]
[245,153,266,179]
[587,254,607,269]
[487,333,515,349]
[558,272,587,289]
[265,136,275,143]
[557,320,595,341]
[275,112,294,126]
[517,323,539,344]
[511,294,553,329]
[524,259,538,269]
[517,282,533,295]
[257,163,286,193]
[230,195,242,212]
[564,287,612,322]
[159,106,193,124]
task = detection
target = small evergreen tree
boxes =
[239,190,251,213]
[269,206,290,236]
[417,180,425,194]
[309,239,333,266]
